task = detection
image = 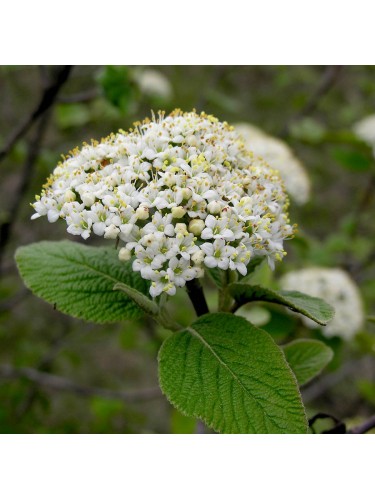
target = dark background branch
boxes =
[0,66,72,274]
[0,364,162,404]
[0,66,72,163]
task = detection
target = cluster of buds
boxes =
[32,110,295,297]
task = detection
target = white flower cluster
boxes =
[353,114,375,151]
[134,69,173,101]
[234,123,311,205]
[280,267,364,340]
[32,110,294,297]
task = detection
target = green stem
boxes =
[218,269,236,312]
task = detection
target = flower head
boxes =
[280,267,364,340]
[32,110,295,296]
[234,123,311,205]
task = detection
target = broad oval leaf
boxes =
[283,339,333,386]
[229,283,334,326]
[15,241,150,323]
[158,313,308,434]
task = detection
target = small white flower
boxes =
[201,239,235,270]
[167,257,196,287]
[201,215,235,241]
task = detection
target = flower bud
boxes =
[171,206,186,219]
[82,193,96,207]
[195,267,205,278]
[104,224,120,239]
[181,187,192,200]
[175,223,188,234]
[163,172,177,187]
[239,196,252,206]
[118,248,132,261]
[136,205,150,220]
[189,219,205,236]
[64,190,76,203]
[191,250,205,265]
[185,135,198,147]
[207,201,221,215]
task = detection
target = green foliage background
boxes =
[0,66,374,433]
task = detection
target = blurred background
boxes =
[0,65,374,433]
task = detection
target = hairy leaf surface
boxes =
[159,313,308,434]
[15,241,149,323]
[283,339,333,386]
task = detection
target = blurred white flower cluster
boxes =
[353,114,375,151]
[134,69,173,101]
[234,123,311,205]
[281,267,364,340]
[32,110,294,297]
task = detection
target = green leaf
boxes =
[332,146,372,172]
[97,65,136,113]
[261,309,298,340]
[282,340,333,386]
[228,283,334,326]
[15,241,150,323]
[114,282,158,316]
[56,103,91,129]
[158,313,308,434]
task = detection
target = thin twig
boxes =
[0,66,73,274]
[348,414,375,434]
[15,324,72,418]
[280,66,342,137]
[301,356,373,404]
[0,364,162,403]
[0,112,50,273]
[58,88,98,104]
[0,66,72,162]
[298,66,343,117]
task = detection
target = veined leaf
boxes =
[228,283,334,326]
[158,313,308,434]
[15,241,150,323]
[283,340,333,386]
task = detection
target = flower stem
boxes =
[186,279,209,317]
[218,269,236,312]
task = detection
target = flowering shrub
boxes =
[16,110,337,434]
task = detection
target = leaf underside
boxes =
[15,241,150,323]
[158,313,308,434]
